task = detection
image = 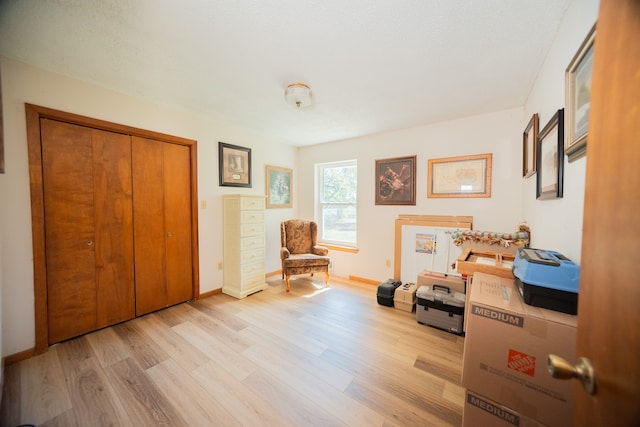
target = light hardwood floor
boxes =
[0,277,465,426]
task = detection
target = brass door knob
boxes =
[547,354,597,395]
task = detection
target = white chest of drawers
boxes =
[222,195,268,298]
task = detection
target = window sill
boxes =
[321,244,359,254]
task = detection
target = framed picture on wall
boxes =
[427,153,492,198]
[375,155,416,205]
[219,142,251,187]
[265,165,292,208]
[523,113,539,178]
[536,109,564,199]
[565,24,595,162]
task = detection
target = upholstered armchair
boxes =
[280,220,331,292]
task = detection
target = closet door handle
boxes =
[86,240,94,246]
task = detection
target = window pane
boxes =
[316,160,357,246]
[321,204,356,242]
[322,165,357,203]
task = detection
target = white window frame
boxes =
[315,159,357,248]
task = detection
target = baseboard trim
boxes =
[199,288,222,299]
[4,347,37,365]
[266,269,282,278]
[348,275,379,285]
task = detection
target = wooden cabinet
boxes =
[28,106,198,348]
[222,195,267,298]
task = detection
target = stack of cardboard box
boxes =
[462,272,577,427]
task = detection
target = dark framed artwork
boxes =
[536,109,564,199]
[523,113,539,178]
[219,142,251,187]
[375,155,416,205]
[565,23,595,162]
[265,165,292,208]
[427,153,492,198]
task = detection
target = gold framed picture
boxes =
[265,165,292,208]
[427,153,492,198]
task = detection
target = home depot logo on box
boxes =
[507,349,536,377]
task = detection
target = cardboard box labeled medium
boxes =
[394,282,417,312]
[462,272,577,427]
[417,270,465,294]
[463,390,547,427]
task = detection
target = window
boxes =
[315,160,357,247]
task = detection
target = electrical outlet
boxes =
[386,259,391,268]
[200,200,207,209]
[217,262,223,270]
[329,260,334,271]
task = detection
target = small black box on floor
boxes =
[377,279,402,307]
[416,285,465,334]
[512,248,579,315]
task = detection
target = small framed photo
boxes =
[537,109,564,199]
[265,165,292,208]
[523,113,539,178]
[375,155,416,205]
[219,142,251,187]
[565,24,595,162]
[427,153,492,198]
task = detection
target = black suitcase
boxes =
[377,279,402,307]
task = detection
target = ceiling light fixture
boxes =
[284,83,312,108]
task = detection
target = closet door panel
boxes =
[132,137,168,316]
[163,142,193,306]
[42,119,97,343]
[92,129,135,327]
[41,119,135,344]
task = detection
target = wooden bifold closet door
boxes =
[41,119,135,344]
[132,136,193,316]
[32,110,198,347]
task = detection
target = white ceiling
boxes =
[0,0,572,146]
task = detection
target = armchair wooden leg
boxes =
[324,271,329,288]
[286,275,291,292]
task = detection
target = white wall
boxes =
[0,57,297,356]
[298,107,525,281]
[522,0,599,263]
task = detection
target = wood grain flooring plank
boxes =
[136,313,210,373]
[146,358,241,426]
[242,342,386,427]
[112,319,170,370]
[235,304,328,356]
[0,361,21,427]
[19,346,72,426]
[190,297,251,332]
[55,336,132,427]
[40,408,79,427]
[191,360,296,427]
[107,357,189,427]
[346,376,461,427]
[172,321,257,381]
[241,369,347,427]
[85,327,130,368]
[181,303,254,354]
[239,325,354,392]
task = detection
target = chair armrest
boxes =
[312,245,329,256]
[281,247,291,259]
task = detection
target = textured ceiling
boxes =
[0,0,572,146]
